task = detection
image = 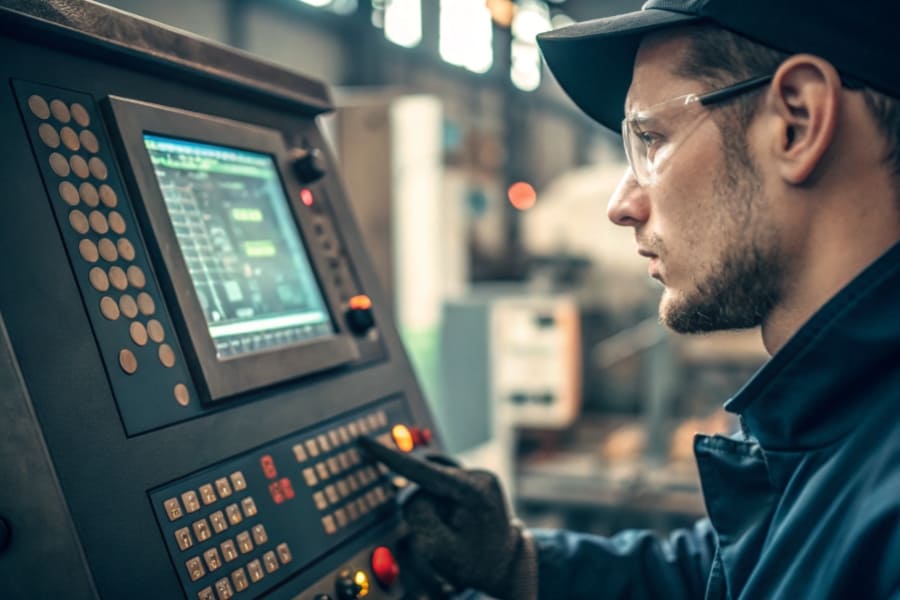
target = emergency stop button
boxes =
[371,546,399,588]
[345,295,375,336]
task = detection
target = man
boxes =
[359,1,900,598]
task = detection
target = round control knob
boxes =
[291,147,328,183]
[345,295,375,336]
[335,568,370,599]
[371,546,400,588]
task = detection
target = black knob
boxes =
[345,306,375,336]
[0,517,10,553]
[291,147,328,183]
[335,570,362,600]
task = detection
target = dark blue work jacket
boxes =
[532,242,900,599]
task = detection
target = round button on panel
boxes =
[88,157,108,181]
[49,99,70,123]
[117,238,135,262]
[79,182,99,207]
[126,265,145,289]
[49,152,70,177]
[137,292,155,316]
[97,238,118,262]
[147,319,165,343]
[159,343,175,368]
[70,103,90,127]
[89,211,108,235]
[371,547,400,588]
[100,296,120,321]
[119,349,138,374]
[60,126,79,151]
[28,95,50,119]
[88,267,109,292]
[108,211,126,235]
[70,155,89,179]
[38,123,60,148]
[174,383,190,407]
[108,266,127,291]
[59,181,79,206]
[79,129,99,154]
[119,294,138,319]
[78,239,99,263]
[130,321,148,346]
[68,210,89,234]
[99,184,117,208]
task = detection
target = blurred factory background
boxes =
[99,0,767,535]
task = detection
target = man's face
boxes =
[609,32,786,333]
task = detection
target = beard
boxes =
[659,132,785,334]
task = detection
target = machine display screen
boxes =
[144,134,333,359]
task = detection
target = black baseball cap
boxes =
[536,0,900,132]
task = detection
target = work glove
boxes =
[357,435,538,600]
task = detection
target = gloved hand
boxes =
[357,436,537,600]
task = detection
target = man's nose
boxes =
[607,169,649,227]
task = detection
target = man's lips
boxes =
[638,249,658,258]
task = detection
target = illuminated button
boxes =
[302,467,317,487]
[89,157,108,180]
[230,568,248,592]
[38,123,60,148]
[79,182,99,207]
[392,476,409,490]
[119,294,138,319]
[163,497,183,521]
[174,527,193,551]
[246,559,264,582]
[117,238,135,262]
[49,99,70,123]
[49,152,70,177]
[99,184,117,208]
[28,95,50,119]
[209,511,228,534]
[147,319,165,343]
[159,344,176,368]
[109,211,127,235]
[175,384,191,407]
[220,540,238,563]
[322,515,336,535]
[79,239,99,263]
[292,444,308,463]
[276,542,292,565]
[192,518,211,542]
[329,429,341,447]
[70,155,89,179]
[391,425,415,452]
[199,484,217,506]
[371,546,400,588]
[241,497,257,518]
[118,349,137,374]
[60,126,79,151]
[279,477,295,500]
[214,577,233,599]
[327,457,341,476]
[268,481,285,504]
[181,490,200,513]
[229,471,247,491]
[260,455,277,479]
[353,570,371,597]
[348,422,359,438]
[70,103,90,127]
[68,210,89,234]
[335,508,348,528]
[137,292,155,315]
[225,504,242,526]
[313,491,327,510]
[203,547,222,571]
[215,477,233,499]
[185,556,205,582]
[263,551,279,573]
[304,439,319,458]
[198,588,214,600]
[89,267,109,292]
[251,524,268,545]
[235,531,253,554]
[325,485,339,504]
[315,462,329,481]
[59,181,79,206]
[97,238,117,262]
[336,479,349,498]
[80,129,99,154]
[128,321,147,346]
[346,502,358,522]
[339,427,350,444]
[317,434,331,453]
[108,266,127,290]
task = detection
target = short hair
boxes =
[676,24,900,180]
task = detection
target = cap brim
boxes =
[537,8,701,132]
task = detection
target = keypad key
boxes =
[164,497,184,521]
[236,531,253,554]
[192,518,212,542]
[292,444,308,463]
[225,504,242,525]
[174,527,193,551]
[215,477,233,499]
[276,542,292,564]
[199,484,217,505]
[251,524,268,545]
[231,568,249,592]
[229,471,247,491]
[185,556,205,581]
[203,548,222,572]
[263,551,279,573]
[241,497,258,518]
[198,587,215,600]
[220,540,238,563]
[209,510,228,534]
[247,559,264,582]
[181,491,200,513]
[214,577,234,599]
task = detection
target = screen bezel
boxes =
[107,96,359,402]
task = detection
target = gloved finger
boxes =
[403,494,460,562]
[357,435,474,503]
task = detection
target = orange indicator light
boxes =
[349,294,372,310]
[391,424,415,453]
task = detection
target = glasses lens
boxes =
[622,120,648,184]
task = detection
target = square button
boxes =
[247,559,264,582]
[236,531,254,554]
[338,427,350,444]
[357,469,370,486]
[313,491,328,510]
[198,484,217,506]
[335,508,348,528]
[197,587,214,600]
[357,418,369,434]
[377,410,388,427]
[175,527,193,551]
[346,502,359,521]
[214,577,234,600]
[322,515,336,535]
[338,452,350,471]
[220,540,238,563]
[203,547,222,572]
[378,463,390,476]
[348,422,359,438]
[276,543,292,564]
[209,510,228,534]
[336,479,349,498]
[302,467,317,487]
[241,497,258,518]
[181,491,200,514]
[215,478,233,499]
[192,518,212,542]
[329,429,341,447]
[317,434,331,453]
[185,556,205,582]
[229,471,247,491]
[225,504,242,526]
[356,497,369,515]
[292,443,308,463]
[366,466,379,481]
[375,486,387,502]
[304,439,319,458]
[325,485,339,504]
[231,568,249,592]
[327,457,341,476]
[315,462,329,481]
[366,490,378,507]
[263,550,279,573]
[251,524,268,545]
[163,497,184,522]
[367,414,380,431]
[347,448,361,465]
[347,473,360,492]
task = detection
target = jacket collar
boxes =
[725,241,900,451]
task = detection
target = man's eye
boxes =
[637,131,662,147]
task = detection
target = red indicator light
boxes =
[349,294,372,310]
[279,477,295,500]
[507,181,537,211]
[371,546,400,588]
[300,188,314,206]
[260,455,277,479]
[268,481,285,504]
[410,427,433,446]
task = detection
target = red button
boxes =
[268,481,285,505]
[260,455,277,479]
[371,546,400,588]
[279,477,295,500]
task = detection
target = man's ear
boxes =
[764,54,842,185]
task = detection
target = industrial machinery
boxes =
[0,1,440,598]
